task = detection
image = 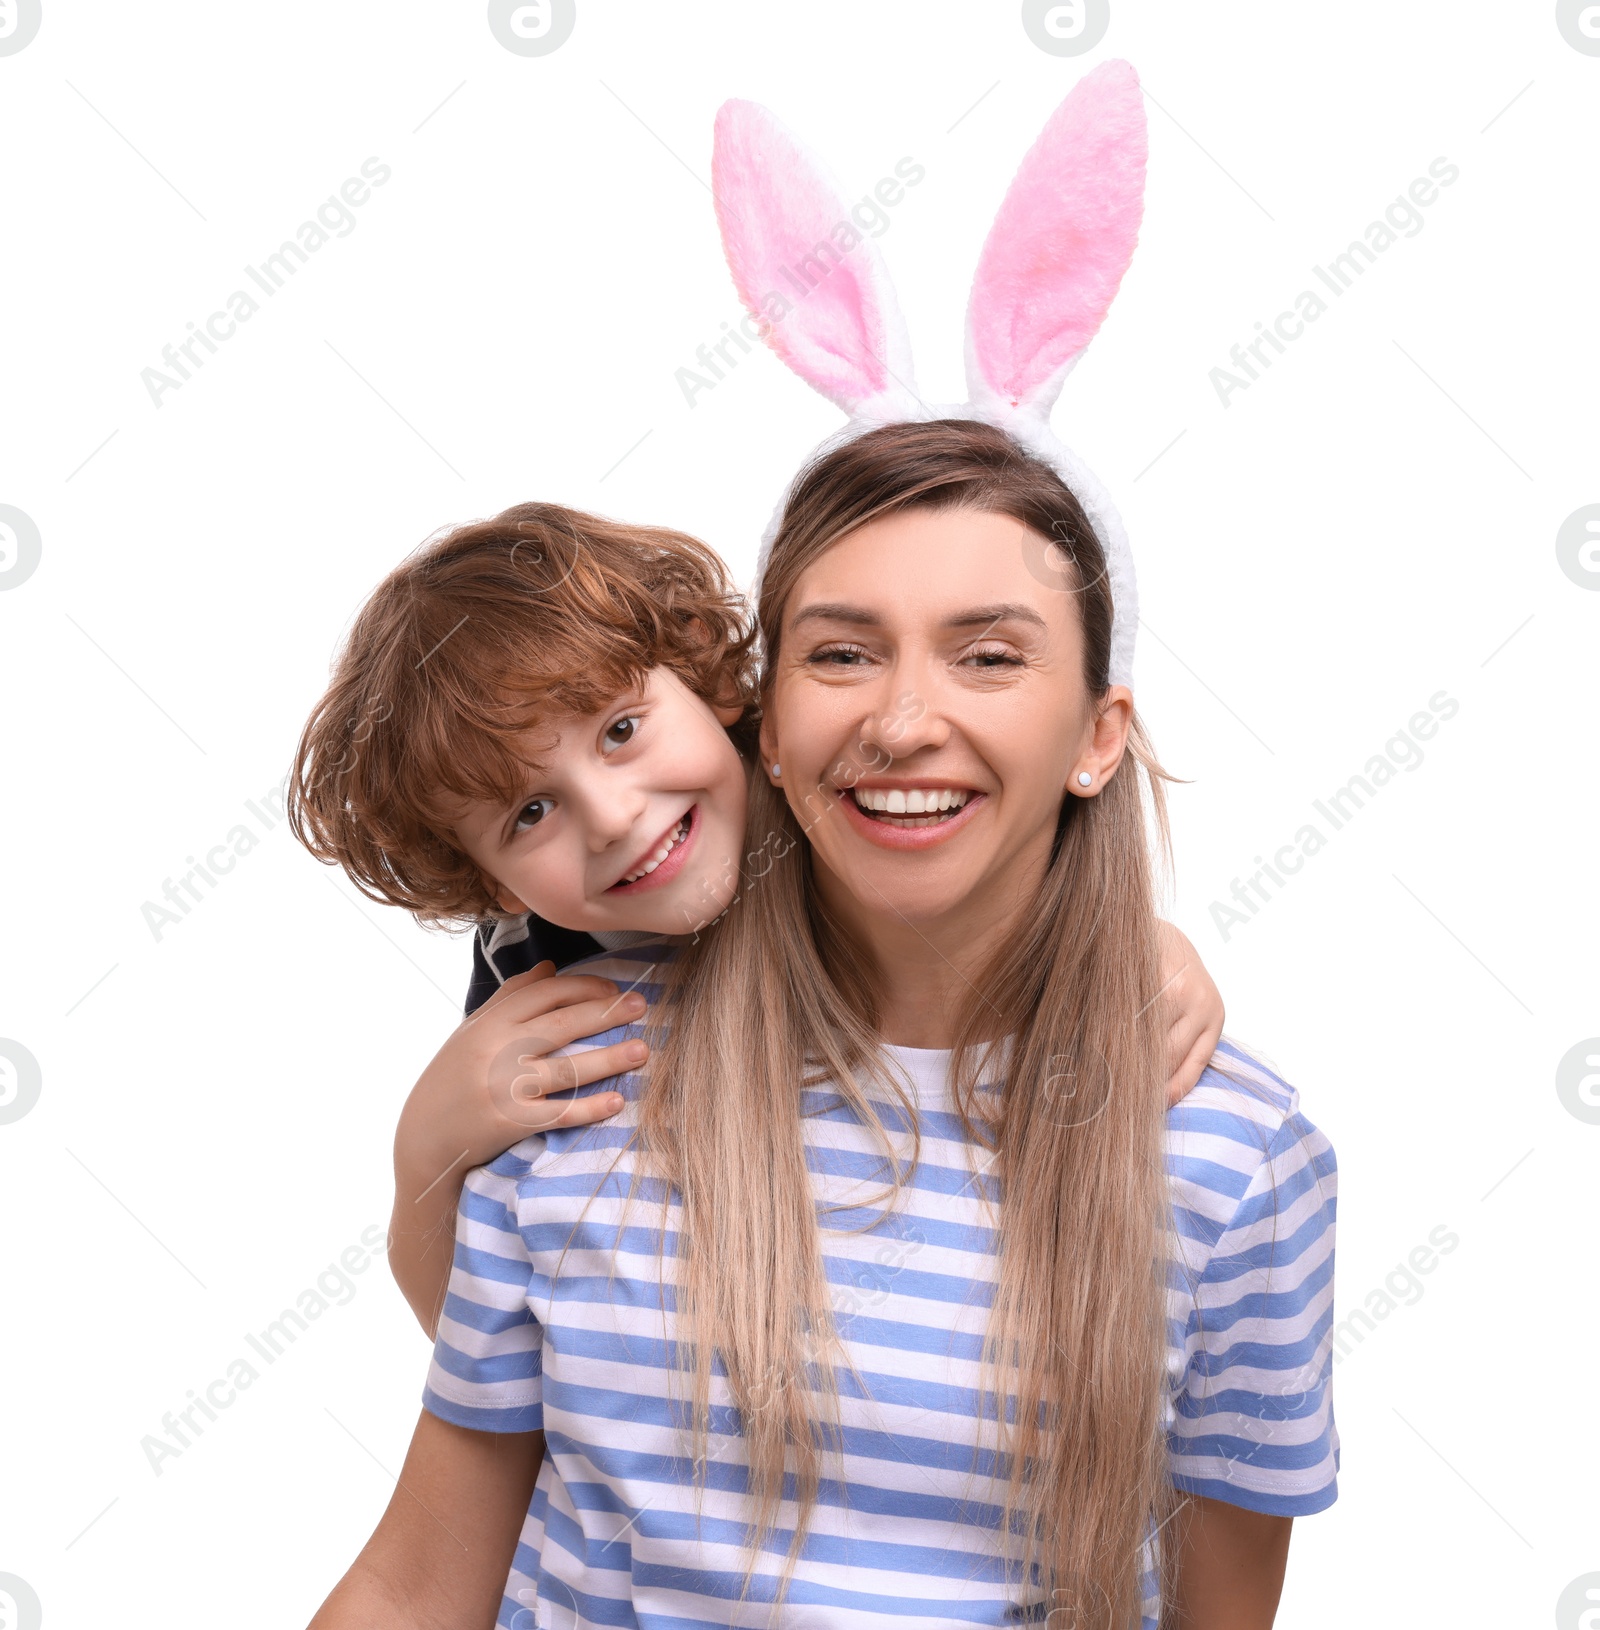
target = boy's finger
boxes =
[488,963,558,998]
[1162,1009,1202,1083]
[567,1039,649,1084]
[542,1091,626,1130]
[490,1035,648,1118]
[470,962,561,1019]
[1165,1031,1216,1108]
[505,991,648,1043]
[508,993,647,1058]
[497,974,627,1022]
[502,1037,648,1099]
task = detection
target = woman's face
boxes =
[762,505,1132,939]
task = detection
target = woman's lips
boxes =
[834,787,988,851]
[606,803,699,894]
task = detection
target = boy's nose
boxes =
[582,787,649,851]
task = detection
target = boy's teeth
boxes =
[852,787,969,816]
[620,813,690,883]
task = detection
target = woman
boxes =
[313,420,1336,1629]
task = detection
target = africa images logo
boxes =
[0,1040,43,1126]
[0,0,42,55]
[1556,505,1600,591]
[1021,0,1109,56]
[0,505,42,590]
[488,0,575,55]
[0,1576,42,1630]
[1556,0,1600,53]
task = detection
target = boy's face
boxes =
[451,668,748,938]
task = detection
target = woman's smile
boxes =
[837,782,988,848]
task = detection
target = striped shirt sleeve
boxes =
[422,1142,545,1434]
[1166,1071,1339,1517]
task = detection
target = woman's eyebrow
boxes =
[790,602,880,629]
[943,603,1048,632]
[790,601,1047,632]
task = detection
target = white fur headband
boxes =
[712,58,1148,687]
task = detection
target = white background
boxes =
[1,3,1596,1625]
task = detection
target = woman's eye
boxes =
[809,644,872,667]
[964,646,1023,669]
[513,798,556,832]
[603,715,640,751]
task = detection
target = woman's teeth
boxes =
[619,813,690,884]
[852,787,970,824]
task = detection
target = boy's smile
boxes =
[606,805,696,893]
[450,669,748,938]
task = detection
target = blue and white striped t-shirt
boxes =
[424,944,1338,1628]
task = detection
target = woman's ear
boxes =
[1068,685,1135,795]
[758,712,780,780]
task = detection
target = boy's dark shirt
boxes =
[464,914,601,1015]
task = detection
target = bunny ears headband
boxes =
[712,58,1148,687]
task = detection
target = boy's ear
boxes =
[679,618,748,729]
[485,874,531,916]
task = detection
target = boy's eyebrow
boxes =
[790,601,1048,632]
[502,769,545,809]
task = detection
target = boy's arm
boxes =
[391,963,647,1336]
[1156,920,1224,1107]
[1165,1498,1293,1628]
[307,1411,541,1630]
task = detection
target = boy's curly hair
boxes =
[288,501,758,924]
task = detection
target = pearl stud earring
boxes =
[771,763,782,779]
[1077,771,1092,787]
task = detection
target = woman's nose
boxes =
[856,684,948,766]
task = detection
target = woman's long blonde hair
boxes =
[641,419,1174,1623]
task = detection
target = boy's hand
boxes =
[390,961,646,1335]
[1156,921,1224,1108]
[398,961,644,1179]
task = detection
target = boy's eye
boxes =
[603,715,640,751]
[513,797,556,832]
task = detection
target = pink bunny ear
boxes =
[713,100,919,421]
[965,59,1147,418]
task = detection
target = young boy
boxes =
[289,499,1225,1333]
